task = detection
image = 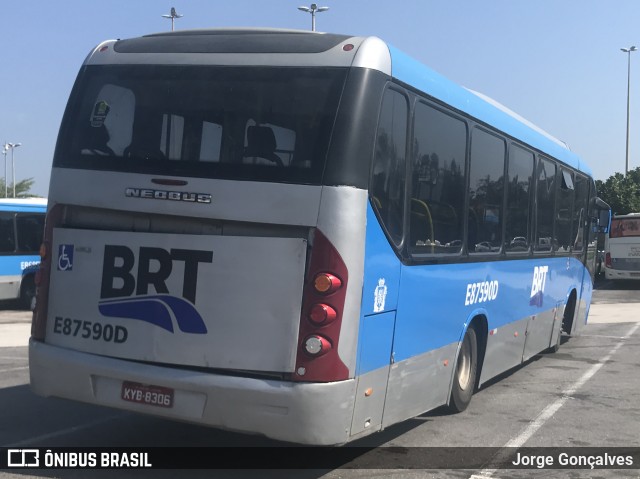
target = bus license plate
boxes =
[121,381,174,408]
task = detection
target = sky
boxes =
[1,0,640,197]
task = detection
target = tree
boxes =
[0,177,37,198]
[595,167,640,216]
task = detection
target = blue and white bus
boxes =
[0,198,46,309]
[30,29,609,445]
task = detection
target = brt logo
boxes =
[529,265,549,307]
[99,245,213,334]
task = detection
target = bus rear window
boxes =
[610,217,640,238]
[54,65,347,184]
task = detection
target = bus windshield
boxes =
[610,216,640,238]
[54,65,347,184]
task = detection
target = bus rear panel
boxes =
[604,213,640,280]
[31,30,386,445]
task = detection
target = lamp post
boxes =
[1,145,7,198]
[621,46,637,176]
[4,143,21,198]
[297,3,329,32]
[162,7,183,32]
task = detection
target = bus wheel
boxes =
[448,325,478,413]
[20,275,36,311]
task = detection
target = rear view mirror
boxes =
[594,197,611,233]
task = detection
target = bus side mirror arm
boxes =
[593,197,611,234]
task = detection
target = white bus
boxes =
[604,213,640,280]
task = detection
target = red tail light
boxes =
[293,229,349,382]
[605,253,612,268]
[309,303,337,325]
[31,204,64,341]
[313,273,342,294]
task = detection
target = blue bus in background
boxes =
[0,198,46,310]
[30,30,610,445]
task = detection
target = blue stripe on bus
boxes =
[0,205,46,213]
[356,202,591,375]
[0,255,41,276]
[387,45,593,177]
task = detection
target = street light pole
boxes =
[297,4,329,32]
[6,142,21,198]
[162,7,183,32]
[1,145,7,198]
[622,46,637,176]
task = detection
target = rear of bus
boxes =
[29,29,390,445]
[604,213,640,280]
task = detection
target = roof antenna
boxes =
[162,7,183,32]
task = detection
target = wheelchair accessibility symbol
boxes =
[58,244,74,271]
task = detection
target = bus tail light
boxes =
[293,229,349,382]
[309,303,337,325]
[605,252,612,268]
[304,335,332,356]
[32,204,64,341]
[313,273,342,294]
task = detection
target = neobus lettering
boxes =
[125,188,211,204]
[100,245,213,303]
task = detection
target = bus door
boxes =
[350,205,400,438]
[351,310,396,436]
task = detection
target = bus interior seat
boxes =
[411,198,435,252]
[244,126,284,167]
[80,124,115,156]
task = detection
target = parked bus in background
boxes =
[604,212,640,280]
[30,29,610,445]
[0,198,46,310]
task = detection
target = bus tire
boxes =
[448,325,478,413]
[20,275,36,311]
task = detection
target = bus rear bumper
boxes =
[29,339,356,445]
[604,268,640,280]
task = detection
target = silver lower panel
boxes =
[29,340,356,445]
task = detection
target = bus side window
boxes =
[0,213,16,253]
[555,168,575,253]
[468,128,506,254]
[535,157,557,252]
[505,144,534,253]
[572,174,589,252]
[16,214,45,253]
[370,88,408,247]
[409,102,467,255]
